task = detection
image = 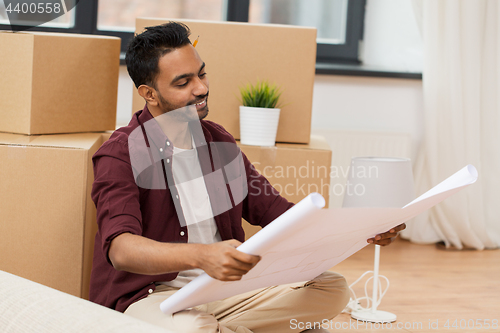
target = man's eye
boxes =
[177,81,188,87]
[199,72,207,78]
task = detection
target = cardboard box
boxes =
[0,132,110,299]
[0,32,121,135]
[132,18,317,144]
[238,135,332,239]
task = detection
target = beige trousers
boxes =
[125,271,350,333]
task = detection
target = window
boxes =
[0,0,76,29]
[0,0,365,64]
[96,0,224,31]
[226,0,366,64]
[0,0,93,34]
[250,0,349,44]
[94,0,225,54]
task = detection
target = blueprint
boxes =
[160,165,478,314]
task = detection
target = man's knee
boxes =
[172,309,219,333]
[314,271,350,315]
[337,275,351,310]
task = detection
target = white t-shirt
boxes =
[159,139,222,288]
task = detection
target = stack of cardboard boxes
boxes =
[0,20,332,300]
[132,19,333,239]
[0,31,121,299]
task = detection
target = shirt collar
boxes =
[136,104,213,152]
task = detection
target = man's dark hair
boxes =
[126,22,192,89]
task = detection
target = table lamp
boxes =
[342,157,415,323]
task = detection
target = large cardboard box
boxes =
[0,132,110,299]
[238,135,332,239]
[0,32,120,135]
[132,18,317,144]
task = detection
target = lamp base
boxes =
[351,309,397,323]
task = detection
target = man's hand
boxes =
[367,223,406,246]
[108,234,260,278]
[198,239,261,281]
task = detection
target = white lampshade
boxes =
[342,157,415,208]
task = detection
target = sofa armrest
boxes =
[0,270,173,333]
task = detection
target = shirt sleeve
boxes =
[91,139,143,265]
[240,151,294,228]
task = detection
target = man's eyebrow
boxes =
[171,62,206,84]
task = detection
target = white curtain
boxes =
[402,0,500,250]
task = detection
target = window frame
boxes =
[0,0,95,34]
[226,0,367,65]
[0,0,134,54]
[0,0,365,64]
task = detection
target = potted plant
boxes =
[239,80,283,146]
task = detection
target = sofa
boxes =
[0,270,173,332]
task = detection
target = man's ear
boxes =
[138,85,159,107]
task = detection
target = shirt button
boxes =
[166,141,171,146]
[180,231,185,236]
[148,288,153,294]
[166,158,170,163]
[176,195,179,199]
[159,148,163,152]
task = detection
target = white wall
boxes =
[311,75,423,159]
[116,66,134,127]
[116,0,425,158]
[311,0,424,160]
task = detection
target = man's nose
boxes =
[193,77,208,96]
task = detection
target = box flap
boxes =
[275,135,331,151]
[238,135,330,151]
[0,132,104,149]
[26,31,120,41]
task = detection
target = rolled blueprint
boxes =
[159,192,325,314]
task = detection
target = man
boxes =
[89,22,404,332]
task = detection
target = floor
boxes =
[323,238,500,333]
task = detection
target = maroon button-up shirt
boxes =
[89,106,293,312]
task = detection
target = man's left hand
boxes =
[367,223,406,246]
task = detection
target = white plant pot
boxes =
[239,106,281,146]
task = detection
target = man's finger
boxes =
[223,240,260,265]
[219,273,247,282]
[230,258,259,272]
[229,247,261,266]
[373,238,393,246]
[368,232,401,244]
[375,223,406,239]
[374,231,395,240]
[389,223,406,233]
[226,239,242,248]
[222,265,252,277]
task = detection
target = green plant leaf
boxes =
[239,80,283,108]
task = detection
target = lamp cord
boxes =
[342,270,390,313]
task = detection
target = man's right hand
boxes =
[109,234,260,279]
[198,239,261,281]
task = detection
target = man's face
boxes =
[153,44,209,120]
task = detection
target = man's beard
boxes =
[157,91,209,120]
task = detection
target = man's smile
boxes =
[194,97,207,110]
